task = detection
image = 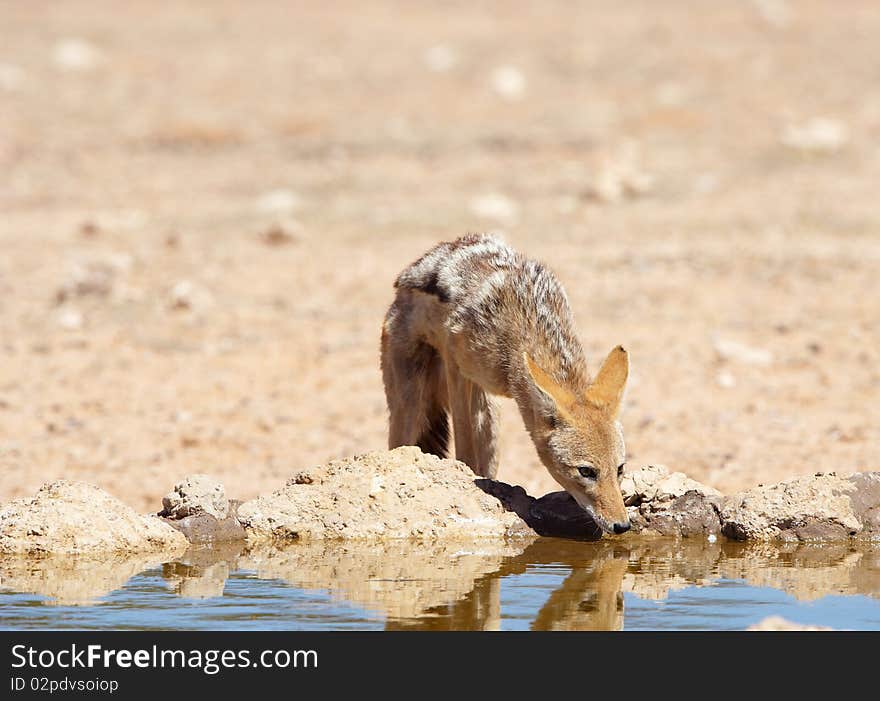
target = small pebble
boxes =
[56,308,83,331]
[469,193,520,225]
[713,336,774,366]
[716,370,736,389]
[259,222,299,246]
[490,66,526,101]
[255,189,300,215]
[781,118,848,153]
[53,38,102,72]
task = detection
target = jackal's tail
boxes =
[381,296,449,458]
[417,396,449,458]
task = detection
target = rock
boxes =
[621,469,880,542]
[255,189,300,215]
[258,222,299,246]
[781,118,848,153]
[167,280,213,312]
[481,465,723,539]
[490,66,526,100]
[720,472,880,541]
[620,464,669,504]
[56,307,84,331]
[529,491,603,539]
[476,480,602,540]
[159,476,245,545]
[53,38,102,72]
[78,220,101,237]
[621,464,720,505]
[0,481,187,556]
[633,491,723,538]
[585,141,654,203]
[747,616,832,631]
[55,259,119,303]
[161,512,247,545]
[712,336,774,366]
[469,193,520,224]
[621,465,723,537]
[237,447,534,541]
[716,370,736,388]
[161,475,229,519]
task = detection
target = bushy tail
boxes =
[381,301,449,458]
[417,398,449,458]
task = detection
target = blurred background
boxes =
[1,1,878,512]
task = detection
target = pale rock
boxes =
[720,473,876,541]
[160,475,229,520]
[255,189,300,215]
[469,193,520,225]
[167,280,213,313]
[56,307,84,331]
[586,141,654,203]
[713,336,774,366]
[716,370,736,388]
[490,66,526,100]
[237,447,534,541]
[781,118,848,153]
[0,481,187,555]
[53,38,103,72]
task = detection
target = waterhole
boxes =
[2,538,879,630]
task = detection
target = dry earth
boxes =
[1,1,879,512]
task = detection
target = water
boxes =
[2,538,879,630]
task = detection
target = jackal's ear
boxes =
[523,352,576,424]
[585,345,629,419]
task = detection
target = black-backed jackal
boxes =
[381,233,631,535]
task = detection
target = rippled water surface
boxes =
[2,539,879,630]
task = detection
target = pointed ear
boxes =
[523,352,576,424]
[585,345,629,418]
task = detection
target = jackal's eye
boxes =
[578,465,598,480]
[617,463,625,478]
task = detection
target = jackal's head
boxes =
[524,346,631,535]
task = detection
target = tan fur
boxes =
[382,234,631,534]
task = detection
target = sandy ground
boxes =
[1,1,879,513]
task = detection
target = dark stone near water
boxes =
[721,521,749,542]
[529,491,603,540]
[475,480,602,540]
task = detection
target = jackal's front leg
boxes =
[446,364,499,479]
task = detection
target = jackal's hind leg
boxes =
[381,322,449,458]
[446,364,499,479]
